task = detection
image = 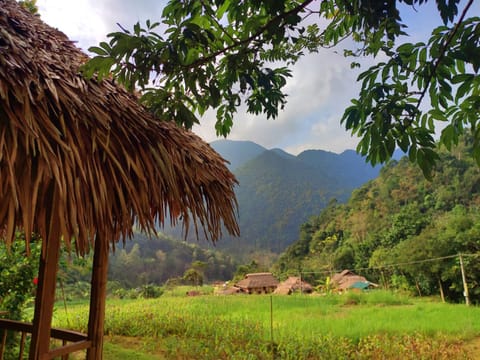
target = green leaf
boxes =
[455,78,474,102]
[81,56,116,81]
[428,109,447,122]
[216,0,231,19]
[88,42,111,56]
[419,47,427,64]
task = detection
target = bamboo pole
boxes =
[438,278,445,303]
[29,234,61,359]
[30,187,62,360]
[459,254,470,306]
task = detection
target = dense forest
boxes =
[107,232,237,288]
[53,232,238,297]
[166,140,383,257]
[217,142,384,255]
[273,139,480,303]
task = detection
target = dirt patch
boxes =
[463,336,480,358]
[105,335,165,359]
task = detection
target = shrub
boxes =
[0,238,41,320]
[139,284,163,298]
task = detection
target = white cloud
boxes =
[37,1,107,50]
[195,48,365,154]
[37,0,167,51]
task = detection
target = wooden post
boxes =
[415,278,422,297]
[29,234,61,360]
[459,254,470,306]
[86,237,109,360]
[270,295,274,360]
[438,278,445,303]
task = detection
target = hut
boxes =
[0,1,239,359]
[236,273,279,294]
[331,270,378,292]
[274,276,313,295]
[215,286,241,295]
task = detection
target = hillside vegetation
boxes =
[274,139,480,303]
[171,140,383,258]
[108,232,237,287]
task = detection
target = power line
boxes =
[362,254,459,271]
[294,252,480,277]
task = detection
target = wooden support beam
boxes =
[86,237,109,360]
[44,340,92,359]
[29,233,61,360]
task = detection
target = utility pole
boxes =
[459,254,470,306]
[300,272,303,294]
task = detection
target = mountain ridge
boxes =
[165,140,384,259]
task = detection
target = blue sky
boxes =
[36,0,479,155]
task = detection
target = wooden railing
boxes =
[0,319,91,360]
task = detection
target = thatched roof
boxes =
[215,286,241,295]
[236,273,279,289]
[0,0,239,255]
[274,276,313,295]
[331,270,377,291]
[331,269,356,284]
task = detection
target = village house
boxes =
[331,270,378,292]
[236,272,279,294]
[274,276,314,295]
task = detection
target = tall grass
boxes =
[52,290,479,359]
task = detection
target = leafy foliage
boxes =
[0,237,40,320]
[84,0,478,176]
[83,0,305,134]
[108,232,237,288]
[54,232,236,297]
[18,0,39,15]
[343,8,480,178]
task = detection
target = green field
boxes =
[51,289,480,359]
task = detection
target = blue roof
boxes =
[349,281,370,289]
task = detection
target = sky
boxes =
[36,0,478,155]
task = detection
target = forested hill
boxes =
[205,140,382,256]
[273,141,480,302]
[109,232,237,287]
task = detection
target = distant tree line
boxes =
[107,232,237,288]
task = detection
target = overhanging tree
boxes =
[84,0,479,178]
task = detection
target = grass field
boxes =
[51,289,480,359]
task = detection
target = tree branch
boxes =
[179,0,316,69]
[415,0,474,112]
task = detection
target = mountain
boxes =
[297,149,380,188]
[210,140,266,170]
[271,148,297,161]
[228,149,348,254]
[171,140,380,261]
[163,140,383,259]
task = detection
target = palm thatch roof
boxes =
[0,0,239,255]
[331,270,377,291]
[236,273,279,290]
[274,276,313,295]
[331,269,355,284]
